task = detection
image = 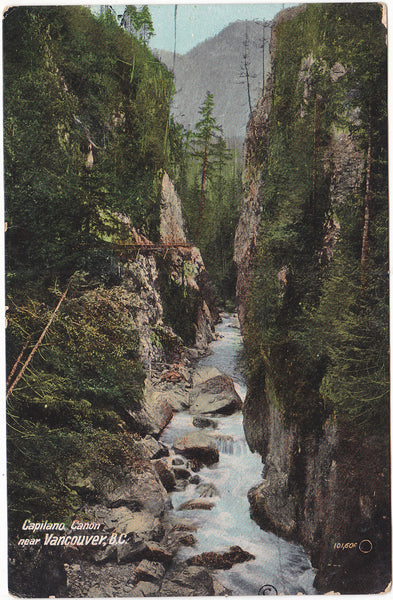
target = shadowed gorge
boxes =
[5,3,390,597]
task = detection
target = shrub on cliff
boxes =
[7,281,145,532]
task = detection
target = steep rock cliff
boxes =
[235,4,390,594]
[118,173,217,435]
[234,71,272,330]
[117,172,217,373]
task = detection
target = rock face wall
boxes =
[246,400,390,593]
[159,173,218,352]
[234,72,273,330]
[117,172,217,374]
[119,173,217,438]
[234,5,306,331]
[160,172,188,245]
[235,6,390,594]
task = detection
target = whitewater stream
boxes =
[161,313,315,595]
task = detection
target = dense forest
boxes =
[173,92,242,303]
[244,3,388,434]
[238,4,389,592]
[5,5,240,535]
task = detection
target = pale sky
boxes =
[108,3,286,54]
[149,4,284,54]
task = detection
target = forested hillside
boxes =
[5,5,174,282]
[5,5,195,538]
[235,4,389,593]
[244,3,388,431]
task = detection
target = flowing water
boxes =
[161,313,316,595]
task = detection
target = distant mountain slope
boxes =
[154,19,272,140]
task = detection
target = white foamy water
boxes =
[161,314,316,595]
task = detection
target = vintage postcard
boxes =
[4,2,390,597]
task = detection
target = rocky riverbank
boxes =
[12,345,246,597]
[8,170,227,598]
[8,172,245,597]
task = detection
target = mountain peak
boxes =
[154,19,272,140]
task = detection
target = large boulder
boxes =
[177,498,215,511]
[128,380,173,437]
[192,366,222,387]
[104,468,168,517]
[196,483,219,498]
[189,375,242,415]
[173,466,192,480]
[109,507,162,537]
[173,431,219,465]
[186,545,255,570]
[135,435,169,460]
[248,478,297,538]
[117,540,173,566]
[153,459,176,492]
[149,383,191,412]
[192,416,218,429]
[133,560,166,584]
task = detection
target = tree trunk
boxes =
[361,123,372,287]
[312,94,322,228]
[6,284,70,399]
[195,143,208,240]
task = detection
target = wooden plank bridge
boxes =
[95,240,195,259]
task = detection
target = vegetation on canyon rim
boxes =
[5,5,240,532]
[244,3,388,434]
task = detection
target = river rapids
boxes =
[161,313,316,595]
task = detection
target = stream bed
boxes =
[161,313,316,595]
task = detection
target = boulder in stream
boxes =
[178,533,197,546]
[192,366,222,387]
[152,383,191,412]
[189,474,201,484]
[186,545,255,570]
[196,483,219,498]
[192,416,218,429]
[173,466,192,480]
[189,375,242,415]
[177,498,215,511]
[173,431,219,465]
